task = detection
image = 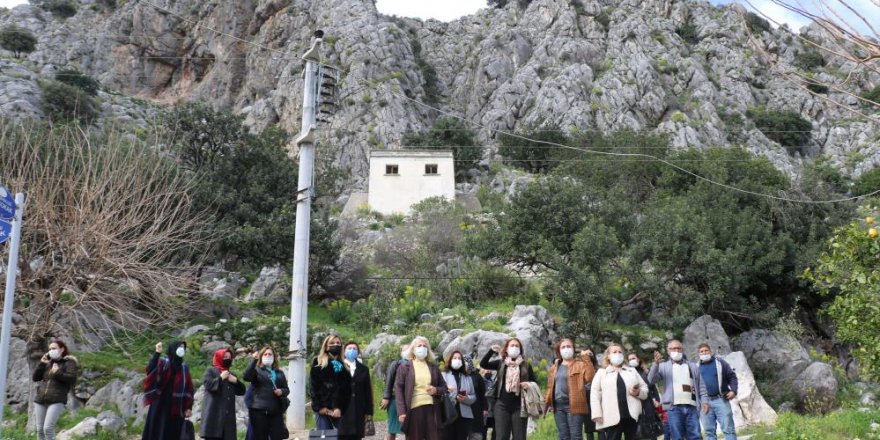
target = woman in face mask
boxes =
[310,334,351,430]
[440,351,477,440]
[31,339,78,440]
[200,348,246,440]
[589,344,648,440]
[479,338,537,440]
[394,336,448,440]
[337,341,374,440]
[545,339,596,440]
[142,341,194,440]
[243,346,290,439]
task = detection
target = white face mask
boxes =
[628,359,639,368]
[262,356,274,367]
[610,353,624,366]
[414,347,428,360]
[507,347,521,359]
[669,352,683,362]
[48,349,61,360]
[560,348,574,360]
[451,359,463,370]
[699,354,712,362]
[175,347,185,358]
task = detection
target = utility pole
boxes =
[287,29,324,432]
[0,192,26,439]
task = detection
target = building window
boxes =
[425,164,438,175]
[385,164,399,175]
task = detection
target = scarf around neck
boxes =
[504,356,524,393]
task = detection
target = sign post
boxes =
[0,188,25,439]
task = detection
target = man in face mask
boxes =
[697,344,738,440]
[647,340,707,440]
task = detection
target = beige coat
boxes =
[589,365,648,430]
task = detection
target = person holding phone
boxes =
[589,344,648,440]
[441,351,477,440]
[32,340,78,440]
[142,341,194,440]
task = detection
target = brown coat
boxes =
[393,360,447,431]
[544,358,596,415]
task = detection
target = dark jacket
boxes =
[699,356,739,396]
[199,366,246,438]
[243,359,290,414]
[309,357,351,413]
[394,360,447,431]
[33,356,78,405]
[470,371,487,431]
[479,350,537,407]
[383,359,404,400]
[338,361,375,437]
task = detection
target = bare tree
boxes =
[0,122,215,353]
[739,0,880,120]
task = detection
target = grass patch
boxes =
[740,407,880,439]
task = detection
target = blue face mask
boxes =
[345,348,359,362]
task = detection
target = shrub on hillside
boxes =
[795,48,826,70]
[675,22,699,44]
[40,79,99,125]
[0,25,37,57]
[852,168,880,197]
[498,125,570,173]
[744,11,771,34]
[861,85,880,107]
[55,68,100,96]
[402,117,482,170]
[44,0,78,17]
[746,106,812,154]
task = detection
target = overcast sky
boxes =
[1,0,875,34]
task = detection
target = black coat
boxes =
[309,357,351,412]
[33,356,78,405]
[470,371,487,431]
[243,360,289,414]
[199,367,246,439]
[337,361,374,437]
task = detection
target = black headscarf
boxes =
[166,341,186,368]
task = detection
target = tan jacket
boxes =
[544,359,596,415]
[589,365,648,430]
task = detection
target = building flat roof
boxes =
[370,149,454,158]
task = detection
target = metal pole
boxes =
[288,31,322,432]
[0,193,26,438]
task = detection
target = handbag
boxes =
[308,429,339,439]
[180,419,195,440]
[441,393,460,425]
[635,402,664,439]
[364,417,376,436]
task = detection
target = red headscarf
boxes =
[212,348,232,372]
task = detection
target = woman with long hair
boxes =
[244,346,290,440]
[310,334,351,430]
[480,338,537,440]
[200,348,246,440]
[545,338,596,440]
[441,351,477,440]
[590,344,648,440]
[142,341,194,440]
[337,341,374,440]
[32,339,78,440]
[394,336,447,440]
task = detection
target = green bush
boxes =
[861,85,880,107]
[852,168,880,196]
[744,11,771,34]
[0,25,37,57]
[40,80,99,125]
[594,9,611,29]
[498,125,570,173]
[746,106,812,154]
[44,0,78,17]
[403,117,482,170]
[675,23,699,44]
[393,286,436,323]
[55,68,100,96]
[795,48,826,70]
[327,298,353,324]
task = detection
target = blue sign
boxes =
[0,186,14,220]
[0,220,10,245]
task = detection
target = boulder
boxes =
[363,333,405,358]
[57,417,100,440]
[792,362,838,409]
[5,337,31,411]
[733,330,812,380]
[682,315,732,361]
[721,351,777,428]
[86,376,146,421]
[505,305,556,363]
[96,410,126,432]
[440,330,510,361]
[202,340,232,356]
[178,324,210,338]
[246,265,285,301]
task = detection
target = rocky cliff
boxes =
[2,0,879,188]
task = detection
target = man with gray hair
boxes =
[648,340,707,440]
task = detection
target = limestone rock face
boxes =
[682,314,732,361]
[722,351,778,429]
[505,305,556,363]
[2,0,878,186]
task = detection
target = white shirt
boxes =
[672,362,696,406]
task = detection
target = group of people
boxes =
[29,335,739,440]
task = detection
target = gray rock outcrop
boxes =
[505,305,556,362]
[682,314,732,361]
[722,351,777,428]
[439,330,510,361]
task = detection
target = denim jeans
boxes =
[701,397,737,440]
[315,412,338,430]
[553,407,584,440]
[34,403,65,440]
[666,404,701,440]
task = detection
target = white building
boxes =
[367,149,455,215]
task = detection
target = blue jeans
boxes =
[667,405,701,440]
[553,406,584,440]
[701,397,737,440]
[315,412,338,430]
